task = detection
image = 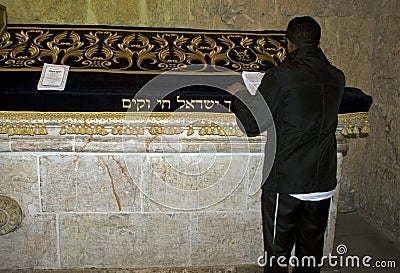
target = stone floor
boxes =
[333,212,399,273]
[0,212,398,273]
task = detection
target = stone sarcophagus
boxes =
[0,25,371,271]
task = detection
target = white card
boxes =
[241,71,265,95]
[37,63,70,91]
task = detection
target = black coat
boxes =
[232,46,345,194]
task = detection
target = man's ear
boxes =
[286,38,295,52]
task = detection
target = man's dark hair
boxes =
[286,16,321,47]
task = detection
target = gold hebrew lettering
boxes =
[122,99,132,108]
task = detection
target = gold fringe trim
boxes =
[338,112,370,138]
[0,111,239,137]
[0,111,369,138]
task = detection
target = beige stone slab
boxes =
[10,138,74,152]
[87,0,155,26]
[318,17,375,92]
[382,0,400,19]
[74,135,125,153]
[244,154,264,211]
[40,155,142,212]
[59,213,191,268]
[276,0,375,18]
[359,164,400,241]
[0,138,10,152]
[0,155,39,215]
[367,106,400,170]
[190,211,263,266]
[138,153,251,211]
[0,214,58,269]
[3,0,88,24]
[127,135,265,154]
[72,134,265,153]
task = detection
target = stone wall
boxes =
[359,0,400,243]
[0,0,398,245]
[0,122,265,269]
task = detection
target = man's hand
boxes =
[227,82,246,94]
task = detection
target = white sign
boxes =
[37,63,70,91]
[241,71,265,95]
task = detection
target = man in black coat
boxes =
[230,16,345,273]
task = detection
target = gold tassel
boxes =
[0,121,7,134]
[78,123,86,135]
[187,124,194,136]
[138,124,144,135]
[85,123,93,135]
[125,124,131,135]
[34,123,40,135]
[111,123,118,135]
[118,123,124,135]
[199,123,206,136]
[66,122,73,134]
[205,123,212,135]
[149,123,157,135]
[213,123,219,135]
[22,123,28,135]
[59,123,67,135]
[40,124,48,135]
[131,125,137,135]
[7,123,15,136]
[27,123,34,136]
[341,124,349,136]
[157,123,163,135]
[15,122,21,135]
[218,126,226,136]
[163,126,171,135]
[100,124,108,136]
[93,123,99,135]
[361,121,370,135]
[352,125,359,135]
[72,123,79,134]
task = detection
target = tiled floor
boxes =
[333,212,399,273]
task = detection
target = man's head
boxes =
[286,16,321,52]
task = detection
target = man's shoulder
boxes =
[264,62,293,76]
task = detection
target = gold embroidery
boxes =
[0,26,287,73]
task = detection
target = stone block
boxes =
[245,154,263,211]
[366,105,400,171]
[139,153,250,211]
[190,211,263,266]
[359,164,400,241]
[40,155,142,213]
[0,137,10,152]
[276,0,375,18]
[338,138,367,212]
[3,0,88,24]
[87,0,142,26]
[295,16,375,92]
[10,137,74,152]
[74,135,125,153]
[0,214,58,269]
[0,155,39,215]
[59,213,191,268]
[145,0,191,28]
[276,0,319,16]
[382,0,400,19]
[372,17,400,107]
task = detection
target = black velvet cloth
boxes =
[0,70,372,113]
[0,25,372,113]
